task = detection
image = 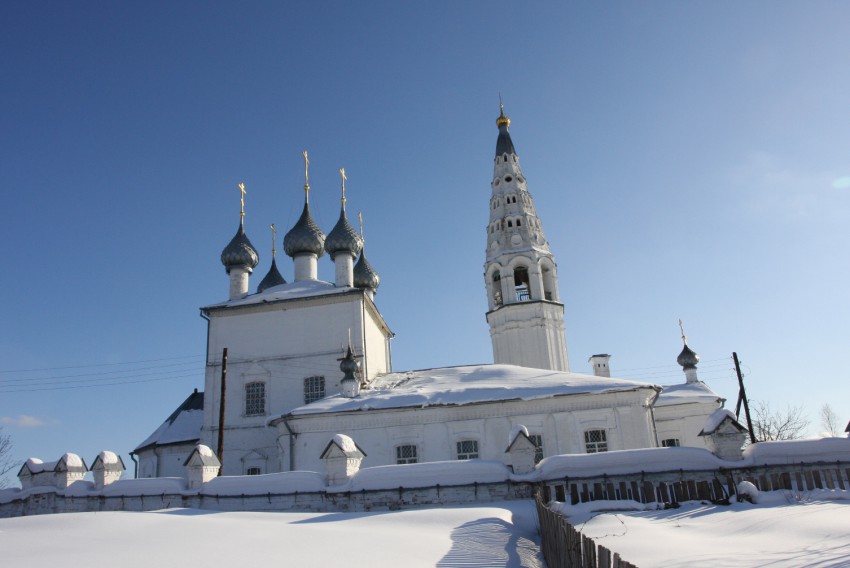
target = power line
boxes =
[0,372,200,393]
[0,354,204,374]
[0,360,204,384]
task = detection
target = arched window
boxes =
[514,266,530,301]
[516,218,522,227]
[507,220,513,228]
[492,271,502,306]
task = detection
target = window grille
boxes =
[395,445,418,464]
[246,467,261,476]
[304,376,325,404]
[456,440,479,460]
[661,438,680,448]
[584,429,608,453]
[244,382,266,416]
[528,434,544,464]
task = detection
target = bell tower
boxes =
[484,106,569,371]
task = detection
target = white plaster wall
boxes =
[654,400,721,449]
[487,301,568,371]
[201,291,392,475]
[283,390,656,472]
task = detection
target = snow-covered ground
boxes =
[559,490,850,567]
[0,501,543,568]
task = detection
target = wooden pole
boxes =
[733,352,757,444]
[217,347,228,474]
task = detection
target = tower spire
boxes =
[484,108,569,371]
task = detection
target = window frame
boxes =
[456,439,480,460]
[584,429,608,454]
[395,444,418,465]
[661,438,681,448]
[304,375,326,404]
[244,381,266,417]
[527,434,544,464]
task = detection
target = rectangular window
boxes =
[395,444,418,464]
[528,434,544,464]
[246,467,262,476]
[245,382,266,416]
[304,376,325,404]
[584,429,608,453]
[456,440,479,460]
[661,438,680,448]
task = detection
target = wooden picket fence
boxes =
[541,460,850,507]
[535,494,637,568]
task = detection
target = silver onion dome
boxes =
[353,248,380,291]
[220,223,259,273]
[677,344,700,370]
[257,257,286,292]
[283,202,325,258]
[325,206,363,259]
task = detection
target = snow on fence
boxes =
[541,460,850,506]
[536,493,637,568]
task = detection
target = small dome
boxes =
[325,207,363,259]
[677,344,700,370]
[340,346,360,378]
[220,223,259,274]
[283,202,325,258]
[257,257,286,293]
[353,248,380,291]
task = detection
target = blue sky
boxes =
[2,2,849,482]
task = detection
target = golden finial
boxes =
[340,168,347,208]
[302,151,311,202]
[678,319,687,345]
[237,182,247,221]
[358,212,364,239]
[270,223,277,258]
[496,97,511,129]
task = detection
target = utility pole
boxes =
[733,352,757,445]
[217,347,228,475]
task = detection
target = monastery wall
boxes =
[4,437,850,519]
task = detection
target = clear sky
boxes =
[2,2,848,483]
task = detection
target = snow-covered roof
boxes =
[699,409,746,436]
[654,380,723,407]
[202,279,355,310]
[92,451,126,472]
[285,364,660,417]
[183,444,221,467]
[134,390,204,453]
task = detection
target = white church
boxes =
[133,107,725,478]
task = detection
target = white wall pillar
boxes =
[293,254,318,281]
[228,267,251,300]
[528,263,543,300]
[334,254,354,287]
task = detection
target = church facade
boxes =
[133,108,724,477]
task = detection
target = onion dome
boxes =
[220,223,259,273]
[353,248,380,291]
[325,206,363,259]
[677,343,700,370]
[257,257,286,293]
[283,202,325,258]
[495,104,516,157]
[340,345,360,381]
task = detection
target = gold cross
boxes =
[237,182,246,219]
[270,223,277,257]
[302,151,310,197]
[678,319,687,345]
[358,212,364,238]
[340,168,347,204]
